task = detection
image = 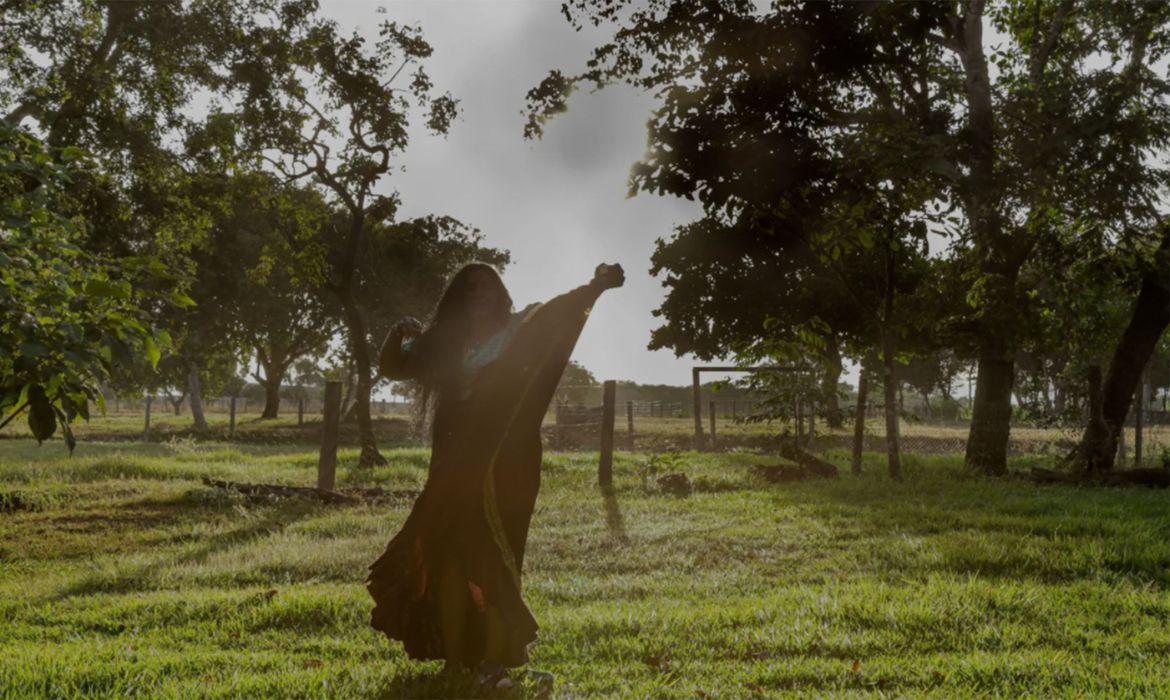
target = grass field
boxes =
[3,432,1170,698]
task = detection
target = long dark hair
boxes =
[413,262,513,420]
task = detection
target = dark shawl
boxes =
[367,281,603,667]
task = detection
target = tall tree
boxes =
[528,0,1170,475]
[230,16,460,465]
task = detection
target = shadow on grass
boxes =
[600,484,629,545]
[377,665,551,700]
[762,463,1170,587]
[50,498,324,600]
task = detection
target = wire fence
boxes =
[104,396,414,417]
[93,387,1170,467]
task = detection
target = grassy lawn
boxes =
[2,436,1170,698]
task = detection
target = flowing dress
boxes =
[366,282,603,667]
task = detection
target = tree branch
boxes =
[1028,0,1074,84]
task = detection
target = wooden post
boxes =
[599,380,616,487]
[692,368,704,450]
[143,395,152,440]
[708,400,716,448]
[298,398,305,426]
[626,400,634,449]
[229,396,237,436]
[318,381,342,492]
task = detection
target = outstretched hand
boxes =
[592,263,625,291]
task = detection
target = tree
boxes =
[1070,224,1170,472]
[187,172,338,420]
[528,0,1170,476]
[230,16,460,466]
[2,0,349,431]
[0,123,164,449]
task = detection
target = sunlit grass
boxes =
[2,438,1169,697]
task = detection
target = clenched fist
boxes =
[591,263,625,291]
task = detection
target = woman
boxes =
[366,261,624,685]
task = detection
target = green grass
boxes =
[2,438,1170,698]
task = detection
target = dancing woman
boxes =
[366,261,624,683]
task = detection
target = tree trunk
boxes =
[188,363,209,433]
[880,247,901,481]
[822,336,844,429]
[965,351,1015,474]
[1072,240,1170,472]
[261,379,282,419]
[336,287,385,466]
[882,336,902,481]
[955,0,1025,476]
[851,365,869,476]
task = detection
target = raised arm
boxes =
[378,317,424,380]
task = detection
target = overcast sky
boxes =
[320,1,709,386]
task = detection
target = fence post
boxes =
[318,381,342,492]
[709,400,716,448]
[298,398,305,426]
[599,380,616,487]
[143,395,152,440]
[626,400,634,449]
[229,396,237,436]
[692,368,704,450]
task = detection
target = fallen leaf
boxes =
[304,658,322,668]
[851,659,860,674]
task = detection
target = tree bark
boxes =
[952,0,1026,476]
[188,363,209,433]
[880,247,902,481]
[882,336,902,482]
[261,378,282,420]
[255,356,287,420]
[335,286,385,466]
[851,364,869,476]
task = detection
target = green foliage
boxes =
[530,1,1170,471]
[0,124,165,451]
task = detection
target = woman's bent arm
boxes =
[378,318,423,380]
